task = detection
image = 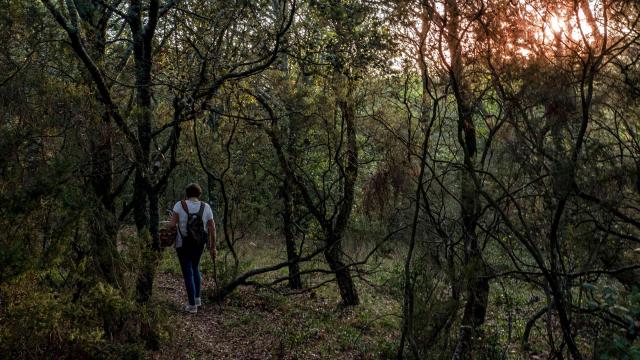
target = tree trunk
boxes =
[445,1,490,357]
[282,178,302,289]
[80,6,121,289]
[129,0,161,304]
[452,182,489,359]
[328,85,360,306]
[324,236,359,305]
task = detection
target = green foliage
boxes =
[599,336,640,360]
[596,286,640,359]
[0,275,169,359]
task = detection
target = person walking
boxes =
[169,183,217,314]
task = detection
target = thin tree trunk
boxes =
[397,126,428,360]
[445,1,489,357]
[282,178,302,289]
[79,5,121,288]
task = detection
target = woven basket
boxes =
[159,221,176,248]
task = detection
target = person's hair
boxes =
[185,183,202,198]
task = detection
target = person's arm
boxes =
[207,219,217,259]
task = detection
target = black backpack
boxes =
[178,200,208,249]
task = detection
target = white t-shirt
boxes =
[172,199,214,248]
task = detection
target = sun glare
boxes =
[550,15,564,33]
[404,0,610,65]
[515,0,606,58]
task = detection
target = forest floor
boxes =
[146,238,544,359]
[148,242,400,360]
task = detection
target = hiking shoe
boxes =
[195,297,202,306]
[182,304,197,314]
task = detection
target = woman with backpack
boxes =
[168,183,217,314]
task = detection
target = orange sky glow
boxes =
[517,0,607,58]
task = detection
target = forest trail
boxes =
[150,272,289,359]
[149,266,397,360]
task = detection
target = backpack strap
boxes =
[177,200,190,240]
[180,200,190,215]
[197,203,207,244]
[197,202,205,218]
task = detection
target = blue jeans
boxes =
[176,243,205,306]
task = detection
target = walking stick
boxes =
[211,254,218,291]
[210,249,219,291]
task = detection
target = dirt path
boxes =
[148,269,398,360]
[150,272,291,359]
